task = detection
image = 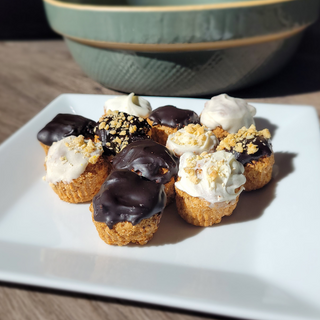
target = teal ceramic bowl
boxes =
[43,0,320,96]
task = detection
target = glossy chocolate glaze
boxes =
[149,105,200,129]
[95,111,150,156]
[93,170,166,229]
[233,137,273,165]
[112,140,179,184]
[37,114,96,146]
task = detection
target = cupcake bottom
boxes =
[164,176,176,206]
[50,157,111,203]
[212,126,229,141]
[175,187,239,227]
[147,119,177,146]
[90,204,162,246]
[244,153,275,191]
[39,142,50,155]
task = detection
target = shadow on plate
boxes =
[254,117,278,138]
[216,151,296,227]
[143,202,204,247]
[134,151,296,246]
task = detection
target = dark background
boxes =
[0,0,60,39]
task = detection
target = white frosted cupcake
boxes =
[200,94,256,140]
[104,93,152,118]
[166,123,218,157]
[175,151,246,226]
[45,135,111,203]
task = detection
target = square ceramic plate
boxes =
[1,94,320,320]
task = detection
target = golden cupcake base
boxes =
[147,118,177,146]
[164,176,176,206]
[50,157,111,203]
[39,141,50,155]
[175,187,239,227]
[244,153,275,191]
[212,126,229,140]
[90,204,162,246]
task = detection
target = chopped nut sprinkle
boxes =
[217,125,271,156]
[61,135,102,164]
[183,152,229,187]
[171,124,214,147]
[94,110,150,155]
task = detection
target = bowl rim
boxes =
[43,0,298,12]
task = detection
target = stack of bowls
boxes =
[43,0,320,96]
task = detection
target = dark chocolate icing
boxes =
[95,111,150,156]
[112,140,179,184]
[93,170,166,229]
[37,113,96,146]
[148,105,200,129]
[233,137,273,165]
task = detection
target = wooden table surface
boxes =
[0,22,320,320]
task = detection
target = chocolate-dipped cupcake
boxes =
[90,170,166,246]
[147,105,200,146]
[217,125,274,191]
[37,113,96,155]
[94,110,151,156]
[112,140,179,205]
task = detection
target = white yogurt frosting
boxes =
[104,93,152,118]
[166,124,218,157]
[45,135,103,184]
[175,151,245,205]
[200,94,256,133]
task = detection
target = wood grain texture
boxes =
[0,38,319,320]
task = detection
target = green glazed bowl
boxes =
[43,0,320,96]
[64,33,302,96]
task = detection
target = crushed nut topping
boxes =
[183,152,229,187]
[95,110,150,155]
[171,124,215,147]
[63,135,102,164]
[217,125,271,155]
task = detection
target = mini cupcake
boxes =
[217,125,274,191]
[200,94,256,140]
[175,151,246,226]
[166,123,219,157]
[112,139,179,205]
[90,170,166,246]
[94,110,151,155]
[37,113,96,155]
[45,135,111,203]
[147,105,200,146]
[104,93,152,118]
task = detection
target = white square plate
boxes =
[1,94,320,320]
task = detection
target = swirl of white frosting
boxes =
[175,151,245,205]
[200,94,256,133]
[45,135,103,184]
[104,93,152,118]
[166,124,218,157]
